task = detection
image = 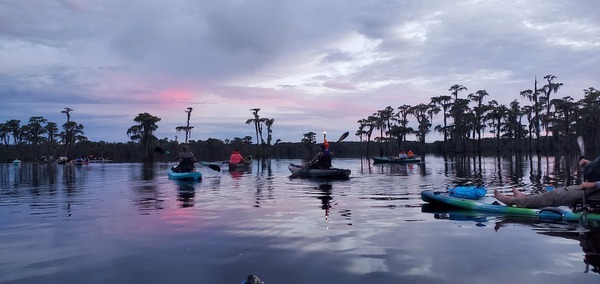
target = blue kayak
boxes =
[421,189,600,222]
[168,168,202,181]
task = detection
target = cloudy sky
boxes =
[1,0,599,144]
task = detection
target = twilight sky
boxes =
[1,0,599,143]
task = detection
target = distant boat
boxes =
[88,158,112,163]
[56,157,68,164]
[288,163,351,179]
[372,156,421,164]
[228,156,253,172]
[12,159,21,166]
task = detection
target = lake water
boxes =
[1,156,599,284]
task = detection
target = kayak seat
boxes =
[310,158,332,169]
[583,190,600,213]
[570,189,600,213]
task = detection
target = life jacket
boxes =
[230,151,244,164]
[316,149,332,169]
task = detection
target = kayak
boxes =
[73,158,85,165]
[421,204,591,232]
[228,156,252,172]
[421,189,600,222]
[372,156,420,163]
[229,162,251,171]
[168,167,202,181]
[288,163,351,179]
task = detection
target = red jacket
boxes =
[230,151,245,164]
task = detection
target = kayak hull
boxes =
[168,168,202,181]
[228,161,251,172]
[288,163,351,179]
[373,156,420,163]
[421,190,600,222]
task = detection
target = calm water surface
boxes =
[1,156,599,284]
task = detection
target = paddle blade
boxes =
[337,131,350,143]
[201,162,221,172]
[577,136,585,159]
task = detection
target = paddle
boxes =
[296,131,349,175]
[578,136,585,159]
[577,136,588,223]
[200,162,221,172]
[153,146,170,154]
[332,131,350,148]
[154,146,221,172]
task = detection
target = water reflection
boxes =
[229,170,242,179]
[229,164,252,179]
[358,157,370,173]
[129,163,164,213]
[251,159,274,208]
[2,156,599,283]
[499,218,599,274]
[542,229,600,274]
[132,183,164,213]
[311,182,353,227]
[142,163,155,180]
[316,183,333,220]
[422,204,600,274]
[175,180,197,208]
[372,162,418,175]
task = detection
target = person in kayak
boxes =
[174,144,196,173]
[494,158,600,208]
[310,143,333,169]
[229,149,249,165]
[399,149,408,159]
[241,274,265,284]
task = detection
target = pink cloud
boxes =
[323,80,356,90]
[159,88,193,104]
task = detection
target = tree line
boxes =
[0,107,279,163]
[2,75,599,163]
[0,107,87,162]
[356,75,600,158]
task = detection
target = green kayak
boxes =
[372,156,420,163]
[421,189,600,222]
